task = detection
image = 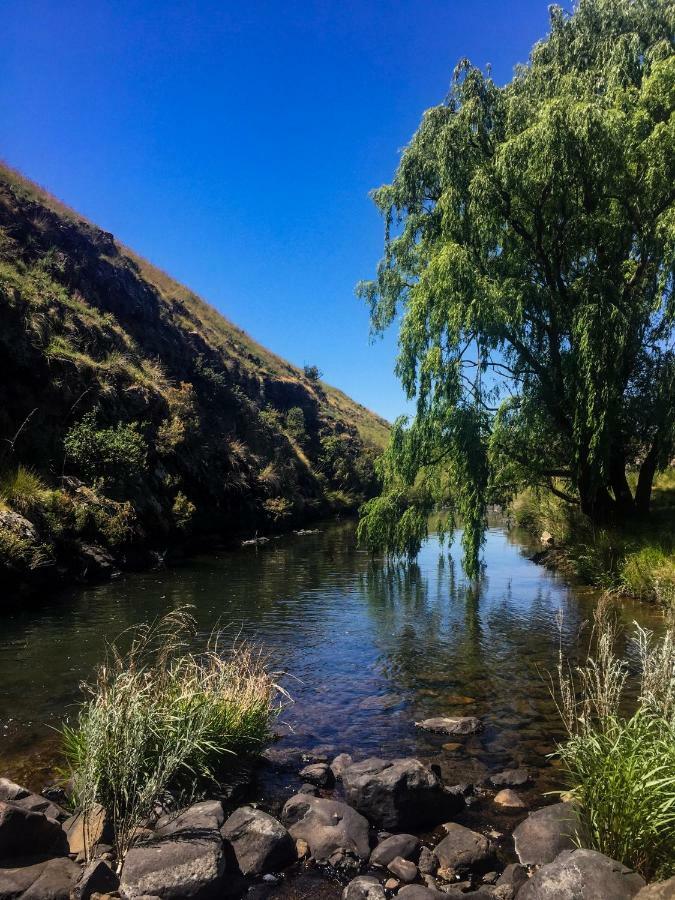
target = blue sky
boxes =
[2,0,553,422]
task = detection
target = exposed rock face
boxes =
[370,833,420,867]
[415,717,482,736]
[342,876,386,899]
[512,803,578,866]
[634,878,675,899]
[0,857,81,899]
[221,806,295,876]
[281,795,370,866]
[341,758,464,830]
[0,801,68,860]
[518,849,645,899]
[120,800,228,899]
[434,823,493,874]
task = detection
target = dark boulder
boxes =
[342,876,386,899]
[0,801,68,861]
[518,848,645,900]
[434,823,493,874]
[221,806,295,876]
[298,763,335,788]
[0,857,81,899]
[370,833,420,867]
[0,779,66,823]
[330,754,354,780]
[72,858,119,900]
[512,803,578,866]
[388,856,418,883]
[342,758,464,830]
[281,795,370,866]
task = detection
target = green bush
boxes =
[172,492,196,532]
[63,610,284,862]
[0,465,48,515]
[285,406,306,443]
[64,411,147,486]
[303,364,322,381]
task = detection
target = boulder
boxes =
[330,754,354,780]
[635,878,675,899]
[493,789,526,809]
[417,846,438,875]
[342,876,386,899]
[281,795,370,865]
[62,804,112,856]
[0,779,65,822]
[342,758,464,830]
[434,823,493,874]
[497,863,528,893]
[518,848,645,899]
[489,769,531,788]
[72,858,119,900]
[77,543,120,580]
[121,801,228,899]
[388,856,417,883]
[0,857,81,899]
[0,801,68,860]
[298,763,335,788]
[512,803,578,866]
[415,717,482,735]
[370,834,420,867]
[397,886,447,898]
[221,806,295,876]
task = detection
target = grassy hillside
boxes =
[0,163,389,593]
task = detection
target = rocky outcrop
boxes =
[518,848,645,899]
[341,757,464,830]
[221,806,295,877]
[512,803,578,865]
[281,794,370,869]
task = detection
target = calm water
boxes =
[0,520,663,794]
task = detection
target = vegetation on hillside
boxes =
[357,0,674,577]
[0,164,388,592]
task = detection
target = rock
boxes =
[418,846,438,875]
[0,778,66,822]
[541,531,554,545]
[497,863,528,893]
[493,789,526,809]
[77,543,120,580]
[512,803,578,865]
[295,838,309,859]
[635,878,675,899]
[298,763,335,788]
[342,876,386,899]
[120,800,228,899]
[434,823,493,874]
[62,804,112,856]
[298,783,318,796]
[489,769,531,788]
[388,856,418,883]
[221,806,295,876]
[442,742,462,752]
[518,848,645,899]
[260,747,304,770]
[0,801,68,860]
[342,757,464,830]
[281,794,370,865]
[415,717,482,736]
[397,886,447,898]
[72,859,120,900]
[330,754,354,780]
[371,833,420,867]
[0,856,81,899]
[385,877,399,890]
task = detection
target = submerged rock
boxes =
[489,768,531,788]
[512,803,578,865]
[518,848,645,899]
[221,806,295,876]
[281,794,370,866]
[415,717,482,736]
[342,757,464,830]
[493,789,526,809]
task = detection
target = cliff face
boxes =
[0,164,389,592]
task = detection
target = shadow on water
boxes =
[0,519,664,794]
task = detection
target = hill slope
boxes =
[0,163,389,592]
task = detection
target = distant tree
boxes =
[303,364,323,381]
[357,0,675,577]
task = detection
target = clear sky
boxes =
[2,0,555,422]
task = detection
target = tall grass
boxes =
[554,604,675,880]
[63,608,285,864]
[0,465,49,514]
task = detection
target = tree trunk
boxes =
[609,451,635,516]
[635,446,658,516]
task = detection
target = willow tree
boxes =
[358,0,674,577]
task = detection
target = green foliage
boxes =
[172,491,196,532]
[303,364,322,381]
[358,0,675,577]
[63,609,283,862]
[0,465,48,515]
[555,616,675,879]
[64,411,147,486]
[284,406,306,443]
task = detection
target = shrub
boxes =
[0,465,48,515]
[285,406,306,443]
[554,609,675,880]
[64,411,147,486]
[172,492,196,532]
[303,364,322,381]
[62,609,284,862]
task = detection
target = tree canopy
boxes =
[357,0,675,578]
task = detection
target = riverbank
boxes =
[510,470,675,608]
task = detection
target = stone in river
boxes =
[370,833,420,866]
[387,856,418,883]
[330,753,354,780]
[434,823,494,874]
[298,763,335,788]
[342,875,386,899]
[512,802,578,866]
[221,805,296,876]
[281,794,370,865]
[493,789,527,809]
[518,848,644,900]
[415,717,482,735]
[442,742,462,752]
[489,767,531,788]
